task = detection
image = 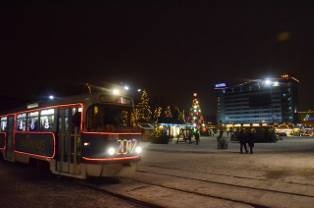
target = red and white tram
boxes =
[0,92,142,179]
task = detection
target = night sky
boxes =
[1,1,314,117]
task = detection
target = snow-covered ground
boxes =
[134,136,314,207]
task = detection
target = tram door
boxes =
[56,108,81,175]
[5,115,15,162]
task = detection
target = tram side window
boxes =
[40,109,55,131]
[27,111,39,131]
[16,113,27,131]
[71,107,82,129]
[0,117,7,131]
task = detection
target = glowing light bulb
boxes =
[264,79,272,86]
[135,146,142,154]
[112,89,120,95]
[107,147,116,156]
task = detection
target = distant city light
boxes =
[273,81,280,87]
[263,78,280,87]
[264,79,272,86]
[137,89,142,92]
[49,95,54,100]
[124,85,129,90]
[215,83,227,89]
[112,89,120,95]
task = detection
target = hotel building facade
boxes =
[215,74,299,125]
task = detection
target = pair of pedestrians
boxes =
[239,128,255,154]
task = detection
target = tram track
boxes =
[143,164,314,195]
[137,167,314,198]
[145,164,266,181]
[78,178,263,208]
[77,180,164,208]
[74,166,314,208]
[129,176,271,208]
[131,168,314,208]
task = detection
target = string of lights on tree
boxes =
[134,90,152,124]
[189,93,205,133]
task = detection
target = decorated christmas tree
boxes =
[152,106,162,124]
[135,90,152,124]
[190,93,205,133]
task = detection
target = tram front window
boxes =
[86,104,131,132]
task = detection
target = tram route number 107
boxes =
[117,139,138,154]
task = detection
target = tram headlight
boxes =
[135,146,142,154]
[83,142,90,147]
[107,147,116,156]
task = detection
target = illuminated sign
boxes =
[304,114,314,121]
[215,83,227,89]
[27,103,39,109]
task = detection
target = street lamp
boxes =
[112,89,120,95]
[264,79,272,86]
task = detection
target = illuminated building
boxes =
[215,74,299,124]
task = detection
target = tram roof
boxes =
[0,92,134,116]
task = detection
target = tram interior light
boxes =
[135,146,142,154]
[107,147,116,156]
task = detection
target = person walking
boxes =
[248,128,256,154]
[194,130,200,145]
[239,128,248,154]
